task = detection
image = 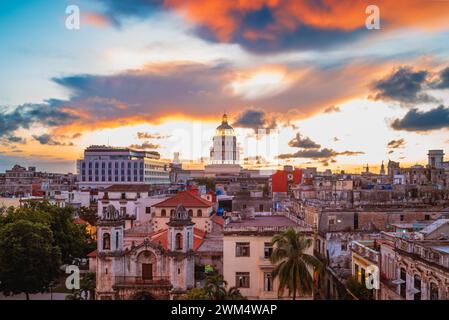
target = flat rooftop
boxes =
[226,215,299,228]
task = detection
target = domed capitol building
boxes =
[205,113,242,175]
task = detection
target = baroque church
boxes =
[95,203,196,300]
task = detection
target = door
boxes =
[142,264,153,281]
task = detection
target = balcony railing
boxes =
[351,241,379,263]
[114,276,171,286]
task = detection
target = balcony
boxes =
[351,241,380,264]
[113,276,171,288]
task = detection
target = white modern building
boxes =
[77,146,170,190]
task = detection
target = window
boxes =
[235,272,250,288]
[236,242,250,257]
[414,275,421,300]
[115,231,119,250]
[400,214,404,222]
[175,233,183,250]
[400,268,406,298]
[259,204,264,211]
[120,207,126,216]
[103,233,111,250]
[264,242,273,259]
[430,282,439,300]
[360,268,366,285]
[145,207,151,214]
[341,242,348,251]
[354,264,359,281]
[188,209,193,217]
[328,216,336,225]
[161,209,167,217]
[197,209,202,217]
[424,214,430,221]
[264,273,273,291]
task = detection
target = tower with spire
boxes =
[380,161,385,175]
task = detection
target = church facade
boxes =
[95,204,196,300]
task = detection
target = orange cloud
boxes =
[164,0,449,42]
[83,12,111,28]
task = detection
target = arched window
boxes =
[400,268,406,298]
[188,209,193,217]
[414,275,421,300]
[161,209,167,217]
[175,233,183,250]
[186,232,190,250]
[170,209,174,216]
[103,233,111,250]
[197,209,202,217]
[430,282,439,300]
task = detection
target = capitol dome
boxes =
[215,113,235,136]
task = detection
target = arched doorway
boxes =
[136,250,157,281]
[132,291,156,300]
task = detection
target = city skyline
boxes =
[2,1,449,173]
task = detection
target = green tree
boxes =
[203,274,227,300]
[0,220,61,300]
[179,287,210,300]
[193,178,216,191]
[270,228,322,300]
[0,201,92,264]
[180,274,245,300]
[80,272,96,300]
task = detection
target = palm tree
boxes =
[225,286,246,300]
[203,274,227,300]
[270,228,322,300]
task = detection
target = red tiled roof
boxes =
[149,227,206,252]
[154,191,213,208]
[87,249,97,258]
[211,215,224,227]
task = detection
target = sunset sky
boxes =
[2,0,449,173]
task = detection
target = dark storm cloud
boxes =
[391,105,449,131]
[372,67,435,104]
[95,1,366,53]
[0,103,78,138]
[195,6,367,54]
[288,133,321,149]
[3,135,26,144]
[32,134,74,146]
[387,138,406,149]
[431,67,449,89]
[278,148,363,159]
[232,109,276,132]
